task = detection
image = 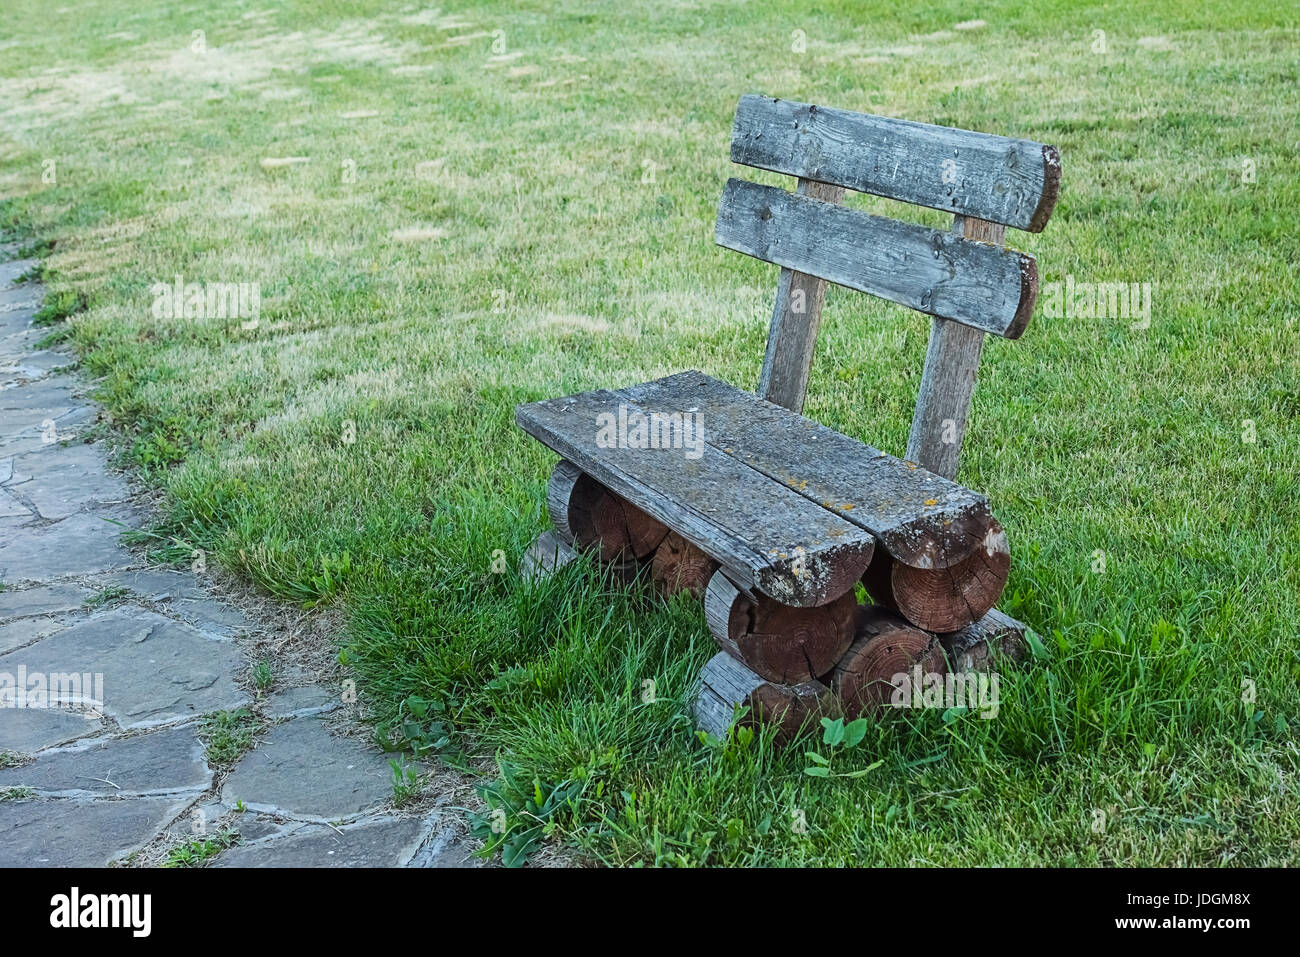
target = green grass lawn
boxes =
[3,0,1298,865]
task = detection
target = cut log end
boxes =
[695,651,840,744]
[651,531,719,600]
[705,569,857,683]
[546,460,633,562]
[939,607,1030,672]
[621,498,669,559]
[864,520,1009,632]
[830,608,946,719]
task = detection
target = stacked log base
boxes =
[545,464,715,601]
[529,460,1030,742]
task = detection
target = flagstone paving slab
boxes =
[265,685,339,719]
[219,716,395,821]
[0,582,93,620]
[0,614,72,654]
[214,816,430,868]
[0,605,248,729]
[0,706,102,752]
[0,511,135,581]
[0,724,212,796]
[0,796,191,867]
[6,442,131,520]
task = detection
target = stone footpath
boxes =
[0,249,478,867]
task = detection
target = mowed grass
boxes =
[2,0,1298,865]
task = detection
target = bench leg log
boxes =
[529,460,647,582]
[694,651,841,743]
[547,460,640,562]
[535,463,1034,740]
[862,520,1010,633]
[651,531,719,600]
[829,607,947,719]
[939,607,1030,672]
[704,569,857,684]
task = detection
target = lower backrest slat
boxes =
[715,179,1037,339]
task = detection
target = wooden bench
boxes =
[517,95,1060,740]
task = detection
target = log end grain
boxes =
[546,460,632,562]
[864,520,1009,632]
[651,531,719,600]
[704,569,859,683]
[830,607,946,718]
[621,497,669,559]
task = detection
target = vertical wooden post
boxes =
[757,179,845,413]
[905,215,1006,480]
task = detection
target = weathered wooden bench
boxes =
[517,94,1059,740]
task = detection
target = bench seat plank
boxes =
[621,371,997,570]
[516,388,876,608]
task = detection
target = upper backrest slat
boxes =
[730,95,1061,233]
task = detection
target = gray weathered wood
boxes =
[716,179,1037,339]
[704,569,750,649]
[516,388,876,607]
[757,178,845,412]
[545,460,587,544]
[621,371,998,570]
[730,95,1061,232]
[521,530,638,582]
[521,530,580,580]
[939,607,1030,672]
[694,650,840,743]
[905,216,1006,478]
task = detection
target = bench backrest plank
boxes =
[716,179,1036,339]
[718,94,1059,479]
[730,95,1060,233]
